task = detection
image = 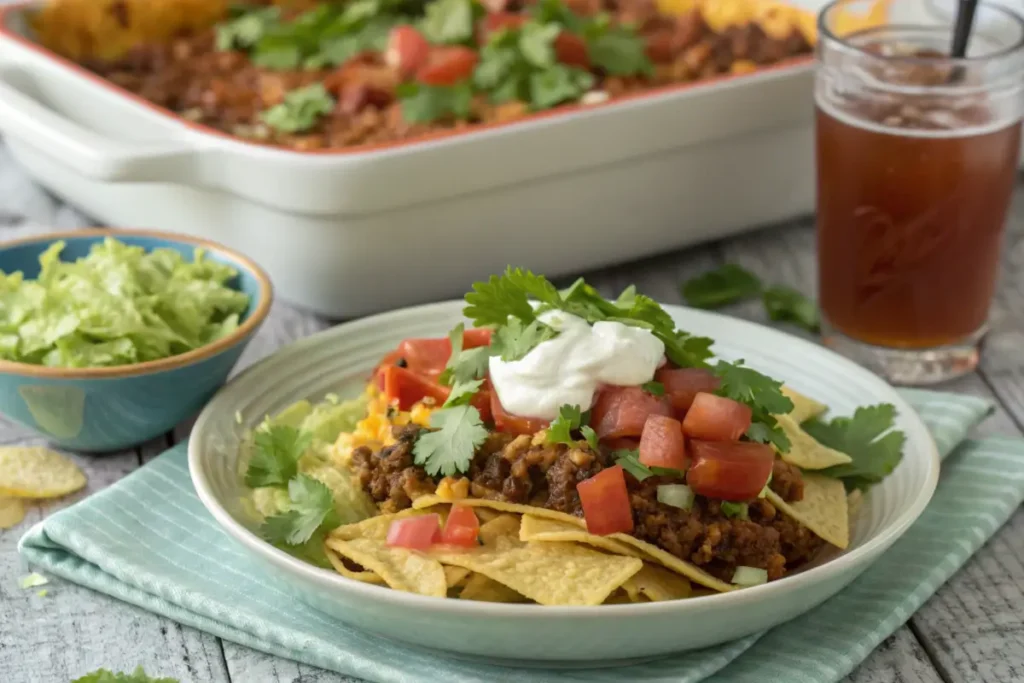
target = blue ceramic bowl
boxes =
[0,228,272,452]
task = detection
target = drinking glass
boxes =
[815,0,1024,384]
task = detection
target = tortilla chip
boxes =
[603,590,637,604]
[415,495,735,593]
[331,507,444,542]
[519,514,641,558]
[847,489,864,519]
[443,565,472,588]
[0,446,86,499]
[775,414,852,470]
[324,547,386,586]
[0,497,25,529]
[459,573,528,603]
[324,536,447,597]
[781,386,828,424]
[621,564,692,602]
[428,516,642,606]
[766,474,849,549]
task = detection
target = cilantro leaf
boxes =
[519,22,560,67]
[713,360,793,452]
[720,501,749,519]
[465,270,538,327]
[260,83,334,134]
[398,82,474,123]
[261,475,342,545]
[547,404,586,445]
[615,284,637,308]
[581,425,599,451]
[529,64,594,110]
[444,378,486,407]
[615,449,652,481]
[804,404,906,491]
[439,323,491,385]
[585,26,651,76]
[72,666,178,683]
[489,317,558,361]
[763,286,821,332]
[421,0,476,45]
[413,405,489,476]
[216,6,281,51]
[642,381,665,396]
[681,264,763,309]
[245,425,312,487]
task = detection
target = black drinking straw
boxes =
[950,0,979,57]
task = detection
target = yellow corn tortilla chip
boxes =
[0,446,86,499]
[781,386,828,424]
[324,547,386,586]
[459,573,528,603]
[622,564,692,602]
[775,414,852,470]
[324,536,447,597]
[603,590,637,604]
[847,489,864,519]
[766,473,849,549]
[427,515,643,606]
[0,497,25,529]
[414,495,735,593]
[331,507,444,542]
[519,514,641,558]
[443,565,471,588]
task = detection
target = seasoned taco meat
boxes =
[350,425,437,514]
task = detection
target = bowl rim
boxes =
[189,299,941,619]
[0,226,274,378]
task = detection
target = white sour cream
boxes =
[489,311,665,420]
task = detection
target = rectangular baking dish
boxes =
[0,1,819,317]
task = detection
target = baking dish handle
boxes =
[0,69,195,181]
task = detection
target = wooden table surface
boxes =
[1,141,1023,682]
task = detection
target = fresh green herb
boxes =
[547,404,588,445]
[763,286,821,333]
[720,501,749,519]
[444,378,486,407]
[464,267,561,326]
[316,15,399,66]
[614,450,682,481]
[712,360,793,452]
[261,475,342,545]
[439,323,491,385]
[529,64,595,109]
[260,83,335,134]
[216,6,282,51]
[244,425,312,487]
[804,404,906,492]
[72,666,179,683]
[421,0,477,44]
[758,471,773,498]
[397,82,474,123]
[413,405,490,476]
[681,264,763,309]
[530,0,587,32]
[490,317,558,361]
[642,381,665,396]
[519,21,561,67]
[581,425,599,451]
[584,25,652,77]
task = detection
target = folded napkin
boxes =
[19,390,1023,683]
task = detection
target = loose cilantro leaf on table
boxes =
[260,83,335,134]
[261,475,342,545]
[681,264,763,309]
[713,360,793,452]
[803,404,906,491]
[763,286,820,333]
[245,425,312,487]
[439,323,490,385]
[414,405,490,476]
[72,666,178,683]
[398,82,474,123]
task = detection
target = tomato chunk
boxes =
[577,465,634,535]
[417,47,479,86]
[686,440,775,501]
[441,504,480,546]
[386,514,442,549]
[591,386,672,439]
[638,414,688,470]
[554,32,590,68]
[682,392,752,441]
[386,25,430,79]
[398,338,450,379]
[463,327,492,349]
[490,390,550,434]
[655,367,722,415]
[381,365,450,410]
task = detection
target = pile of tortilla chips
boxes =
[320,385,860,603]
[0,446,87,530]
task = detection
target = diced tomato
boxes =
[490,391,550,435]
[463,327,492,349]
[469,381,494,423]
[478,12,526,43]
[417,47,479,86]
[440,504,480,546]
[591,386,672,439]
[686,440,775,501]
[553,32,590,69]
[655,367,722,415]
[638,415,688,470]
[577,465,634,535]
[382,365,450,410]
[386,514,442,549]
[604,437,641,452]
[386,25,431,79]
[373,348,404,387]
[682,393,752,441]
[481,0,509,12]
[397,338,450,380]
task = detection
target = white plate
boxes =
[188,301,938,662]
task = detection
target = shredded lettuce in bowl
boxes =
[0,237,251,368]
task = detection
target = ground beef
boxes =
[769,459,805,502]
[349,425,436,514]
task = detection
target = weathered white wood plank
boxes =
[846,630,944,683]
[221,647,362,683]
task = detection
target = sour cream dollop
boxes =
[489,311,665,420]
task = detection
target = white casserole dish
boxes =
[0,2,820,317]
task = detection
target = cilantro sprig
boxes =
[547,404,599,450]
[712,359,793,452]
[681,264,820,333]
[261,475,342,545]
[803,404,906,491]
[614,449,683,481]
[439,323,490,385]
[260,83,335,134]
[245,425,312,487]
[413,405,490,476]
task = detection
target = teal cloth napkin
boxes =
[18,390,1024,683]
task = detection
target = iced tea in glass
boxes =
[815,0,1024,384]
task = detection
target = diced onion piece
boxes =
[757,471,774,499]
[657,484,695,510]
[732,566,768,587]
